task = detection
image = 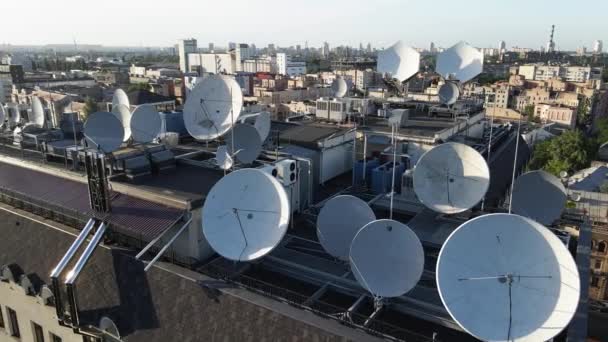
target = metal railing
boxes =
[199,262,438,342]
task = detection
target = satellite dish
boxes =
[377,41,421,82]
[571,192,582,202]
[438,82,460,105]
[559,170,569,179]
[436,41,484,83]
[0,104,5,128]
[413,142,490,214]
[316,195,376,261]
[130,105,161,143]
[83,112,124,153]
[112,88,130,108]
[511,170,567,225]
[215,145,233,170]
[7,103,20,125]
[436,213,580,342]
[183,74,243,141]
[226,123,262,164]
[30,97,45,127]
[350,219,424,298]
[331,77,349,98]
[202,168,290,261]
[111,104,132,142]
[254,111,271,142]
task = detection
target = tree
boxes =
[83,97,98,118]
[528,130,592,176]
[577,97,591,127]
[127,82,150,93]
[600,181,608,194]
[596,117,608,145]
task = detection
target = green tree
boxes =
[595,117,608,145]
[83,97,98,118]
[127,82,150,93]
[528,130,592,176]
[600,181,608,193]
[577,97,591,127]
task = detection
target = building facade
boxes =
[178,39,197,73]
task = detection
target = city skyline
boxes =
[1,0,607,50]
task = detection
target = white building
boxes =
[594,40,603,54]
[178,38,197,72]
[276,53,307,76]
[187,53,235,75]
[517,64,602,83]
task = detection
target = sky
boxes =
[2,0,607,50]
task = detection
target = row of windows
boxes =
[0,304,63,342]
[591,240,608,253]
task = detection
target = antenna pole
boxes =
[389,125,397,219]
[230,86,235,169]
[362,134,367,184]
[481,113,494,211]
[508,116,522,214]
[352,125,357,187]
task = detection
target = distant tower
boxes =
[208,42,214,53]
[593,40,603,54]
[546,25,556,53]
[178,38,197,73]
[498,40,506,52]
[430,42,436,53]
[323,42,330,57]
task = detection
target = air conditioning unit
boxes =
[258,164,279,178]
[276,159,297,186]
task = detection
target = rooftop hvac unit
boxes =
[258,164,279,178]
[276,159,297,186]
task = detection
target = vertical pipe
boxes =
[481,114,494,211]
[390,126,397,219]
[508,117,522,214]
[362,134,368,183]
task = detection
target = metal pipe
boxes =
[508,118,522,214]
[481,114,495,211]
[144,218,192,272]
[135,213,185,260]
[50,218,96,322]
[65,222,107,327]
[390,126,397,219]
[362,134,367,183]
[65,222,107,285]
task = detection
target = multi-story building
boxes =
[178,38,198,73]
[516,64,603,83]
[276,53,306,76]
[187,53,235,75]
[0,75,12,103]
[534,103,577,128]
[336,69,378,91]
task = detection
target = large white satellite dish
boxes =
[511,170,567,225]
[413,142,490,214]
[316,195,376,261]
[215,145,233,170]
[112,88,130,109]
[227,123,262,164]
[438,82,460,105]
[130,105,161,143]
[111,104,132,142]
[254,111,271,142]
[83,112,124,153]
[377,41,420,82]
[183,74,243,141]
[350,219,424,298]
[437,213,580,342]
[0,105,5,128]
[30,96,45,127]
[202,168,290,261]
[331,77,349,98]
[436,41,484,83]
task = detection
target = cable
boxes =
[507,278,513,341]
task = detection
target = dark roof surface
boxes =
[279,124,350,149]
[0,161,183,240]
[0,208,360,342]
[127,90,174,105]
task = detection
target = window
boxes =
[591,276,600,287]
[599,241,607,253]
[49,334,62,342]
[32,322,44,342]
[595,260,602,269]
[0,305,4,329]
[7,307,20,337]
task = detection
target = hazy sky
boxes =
[2,0,606,50]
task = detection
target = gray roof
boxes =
[0,207,369,342]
